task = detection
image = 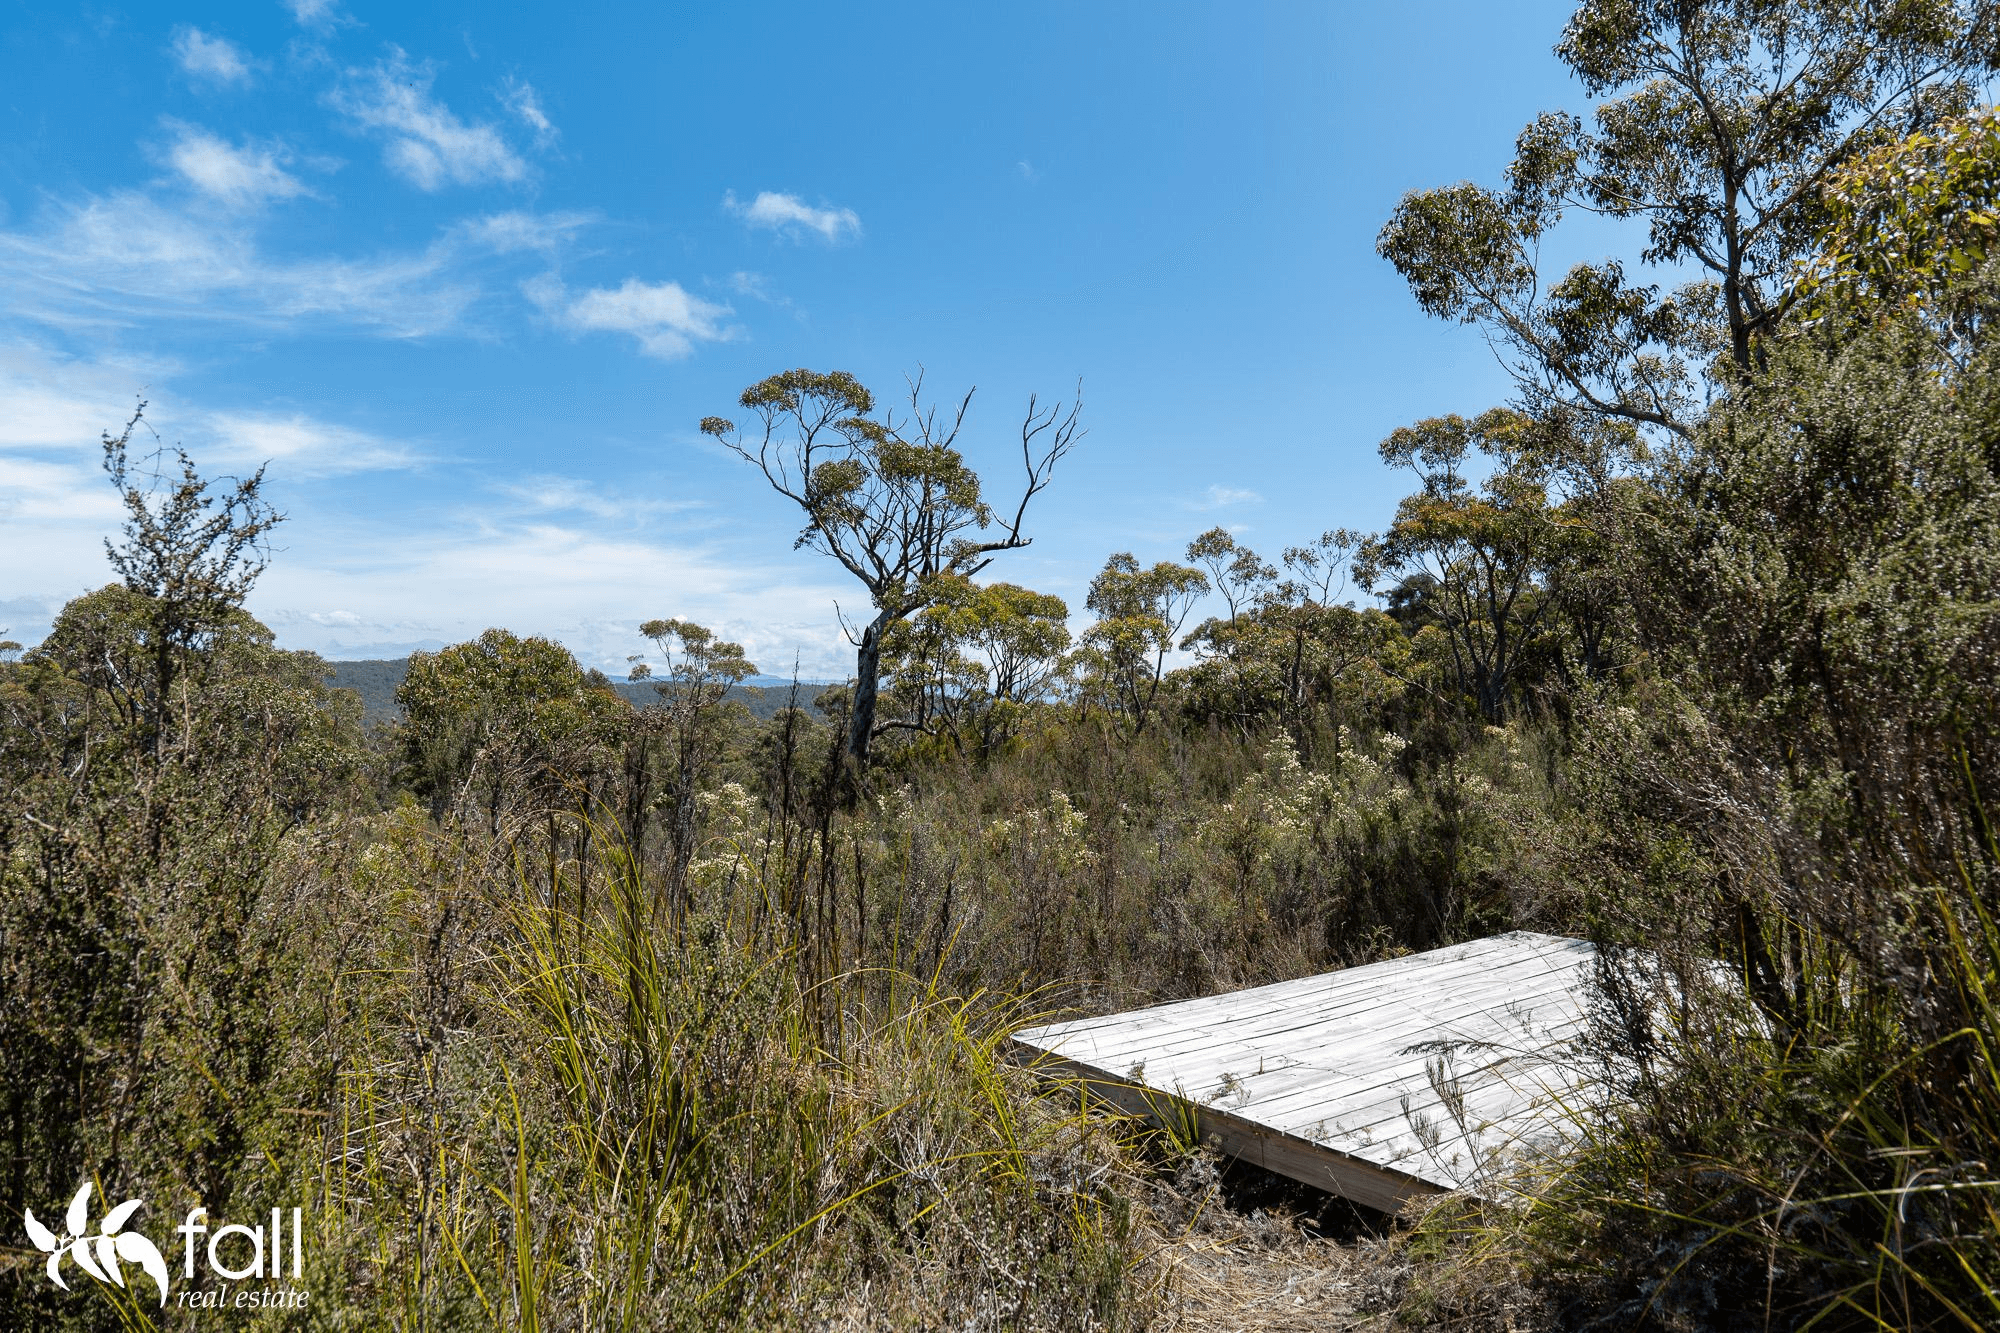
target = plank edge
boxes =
[1007,1041,1446,1214]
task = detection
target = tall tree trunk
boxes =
[847,609,892,767]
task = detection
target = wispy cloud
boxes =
[501,78,557,148]
[527,275,733,360]
[284,0,345,29]
[159,122,308,208]
[498,474,702,522]
[247,513,855,675]
[724,190,861,243]
[331,49,530,191]
[0,340,428,646]
[1186,484,1263,510]
[172,27,255,85]
[0,343,851,674]
[0,340,423,476]
[0,191,476,336]
[0,453,125,540]
[724,269,803,312]
[451,209,591,254]
[0,342,177,449]
[0,194,600,341]
[201,410,423,476]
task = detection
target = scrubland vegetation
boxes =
[7,4,2000,1329]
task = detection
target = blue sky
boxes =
[1,0,1594,676]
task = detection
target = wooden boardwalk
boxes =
[1010,932,1602,1212]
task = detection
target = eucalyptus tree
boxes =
[1800,103,2000,365]
[1356,411,1558,722]
[627,617,756,910]
[1377,0,2000,439]
[1077,553,1209,734]
[703,368,1081,770]
[1177,529,1396,752]
[1184,527,1276,624]
[880,577,1071,758]
[397,629,624,840]
[1534,114,2000,1325]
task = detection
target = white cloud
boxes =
[0,342,176,449]
[722,270,807,321]
[247,515,855,675]
[172,27,255,85]
[0,340,422,475]
[0,180,607,338]
[0,176,601,343]
[724,190,861,243]
[498,474,703,521]
[0,354,190,611]
[331,50,529,191]
[501,78,557,147]
[1189,484,1263,510]
[284,0,344,28]
[0,191,477,336]
[453,209,590,254]
[200,411,423,477]
[0,453,126,527]
[161,123,307,208]
[0,342,854,675]
[528,275,733,360]
[0,339,855,675]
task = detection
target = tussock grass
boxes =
[289,810,1156,1331]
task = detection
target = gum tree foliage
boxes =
[1377,0,2000,439]
[1799,104,2000,363]
[1184,526,1276,624]
[702,369,1081,772]
[397,629,625,850]
[878,577,1071,759]
[1538,483,1632,686]
[1077,553,1209,734]
[1178,530,1400,756]
[1546,270,2000,1333]
[627,618,755,911]
[1438,105,2000,1327]
[1356,411,1560,722]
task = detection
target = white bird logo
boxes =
[23,1182,171,1307]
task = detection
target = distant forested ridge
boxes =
[325,656,822,725]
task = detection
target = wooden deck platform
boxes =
[1010,931,1602,1212]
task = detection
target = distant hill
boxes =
[324,658,829,727]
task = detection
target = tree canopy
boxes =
[703,368,1080,772]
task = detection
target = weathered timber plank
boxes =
[1015,937,1563,1047]
[1009,932,1606,1202]
[1018,939,1590,1072]
[1063,967,1590,1112]
[1015,1049,1442,1214]
[1215,1003,1592,1124]
[1035,955,1539,1066]
[1021,979,1566,1092]
[1014,934,1572,1048]
[1268,1026,1596,1134]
